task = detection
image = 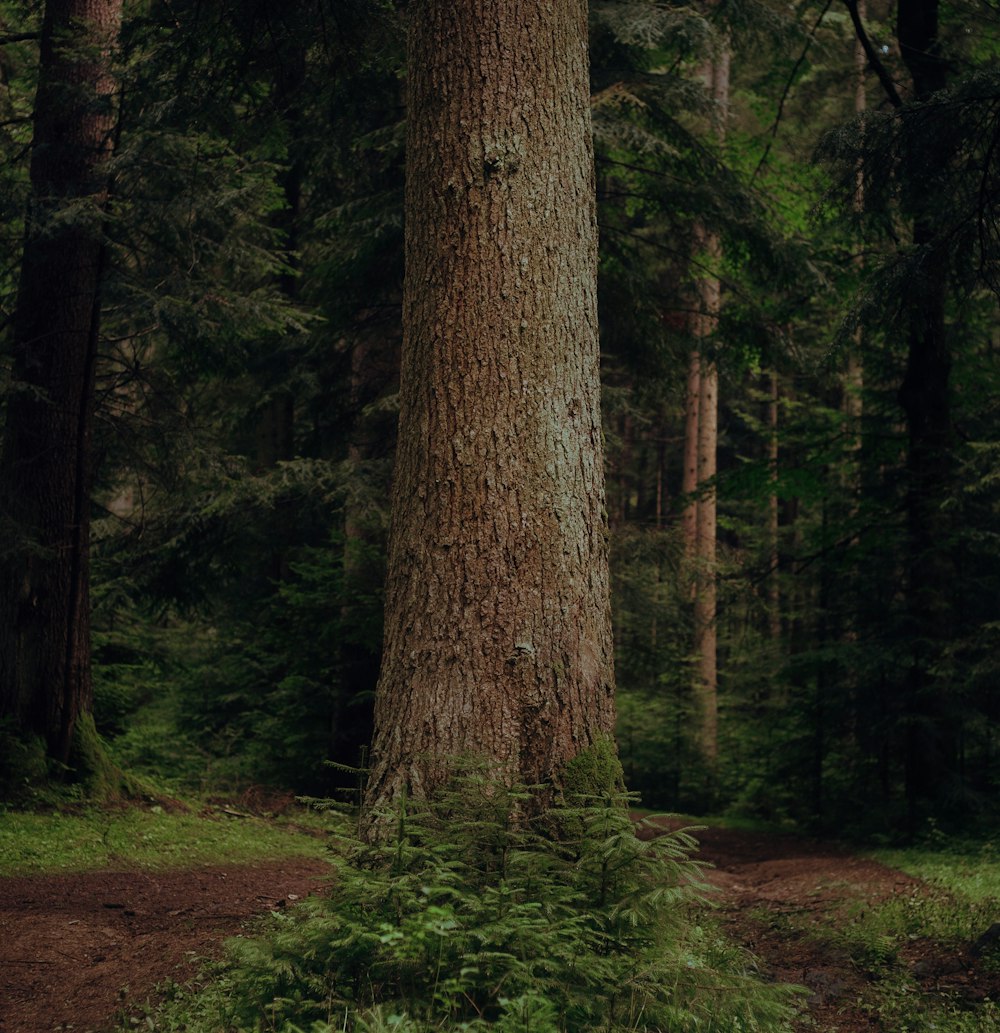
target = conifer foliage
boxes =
[140,779,798,1032]
[1,0,999,836]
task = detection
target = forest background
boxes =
[1,0,999,842]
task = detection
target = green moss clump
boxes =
[559,735,625,801]
[70,712,150,802]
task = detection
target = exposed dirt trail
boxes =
[0,859,331,1033]
[2,826,997,1032]
[673,822,1000,1031]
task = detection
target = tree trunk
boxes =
[767,371,781,642]
[363,0,615,816]
[693,344,718,767]
[846,0,865,467]
[896,0,955,817]
[253,46,303,482]
[690,45,729,773]
[337,319,397,778]
[0,0,122,765]
[680,349,700,562]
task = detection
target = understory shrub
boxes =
[139,777,799,1032]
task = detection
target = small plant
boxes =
[139,775,800,1031]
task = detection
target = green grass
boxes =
[736,837,1000,1031]
[872,840,1000,903]
[0,805,334,876]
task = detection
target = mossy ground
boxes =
[0,805,333,876]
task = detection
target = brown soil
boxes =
[0,858,331,1033]
[2,823,997,1033]
[664,821,1000,1031]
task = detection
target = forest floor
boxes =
[662,820,1000,1031]
[1,820,998,1032]
[0,857,333,1033]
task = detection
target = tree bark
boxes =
[690,45,729,773]
[362,0,615,816]
[0,0,122,765]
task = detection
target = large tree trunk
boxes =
[363,0,615,816]
[896,0,955,816]
[0,0,122,765]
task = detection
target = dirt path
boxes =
[2,827,997,1033]
[679,823,1000,1031]
[0,858,331,1033]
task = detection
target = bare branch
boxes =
[842,0,904,108]
[753,0,835,182]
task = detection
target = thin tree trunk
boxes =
[691,44,729,772]
[767,371,781,642]
[253,48,303,481]
[0,0,123,764]
[337,320,397,779]
[617,411,633,526]
[680,349,700,561]
[363,0,615,817]
[694,348,718,767]
[845,0,865,469]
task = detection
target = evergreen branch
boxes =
[602,225,762,311]
[0,32,40,45]
[842,0,904,108]
[753,0,835,182]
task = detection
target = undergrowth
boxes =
[137,776,800,1032]
[746,840,1000,1032]
[0,806,330,875]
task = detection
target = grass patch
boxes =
[0,805,333,876]
[872,840,1000,903]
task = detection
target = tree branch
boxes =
[0,32,40,45]
[753,0,835,182]
[842,0,904,108]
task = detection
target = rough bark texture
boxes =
[362,0,615,815]
[0,0,122,764]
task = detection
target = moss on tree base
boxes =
[559,735,625,801]
[70,713,152,802]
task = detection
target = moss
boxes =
[70,713,152,803]
[559,735,625,801]
[0,723,48,805]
